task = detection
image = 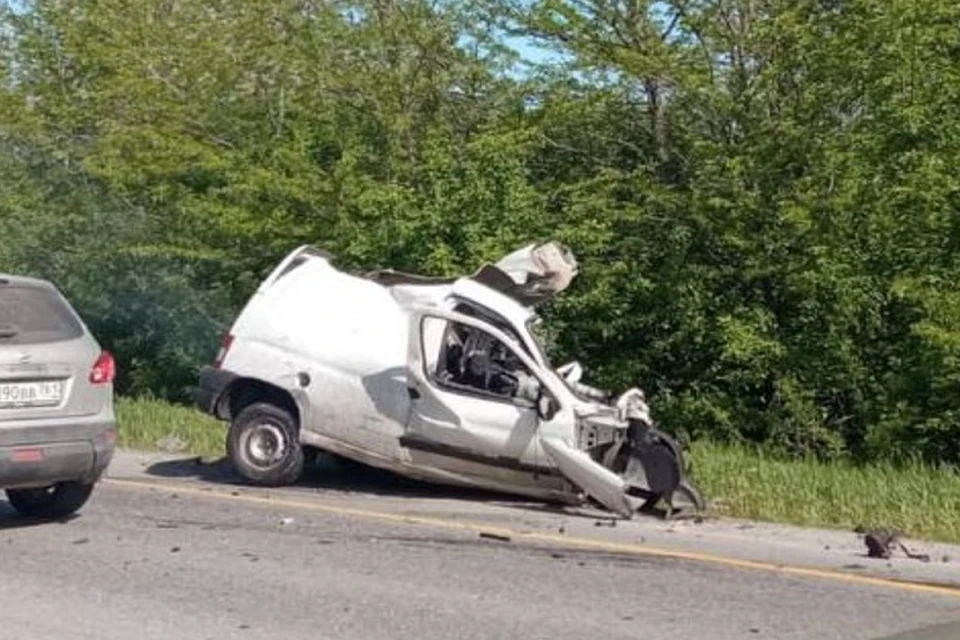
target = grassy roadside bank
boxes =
[688,443,960,544]
[116,396,960,544]
[117,396,226,458]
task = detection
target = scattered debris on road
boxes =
[479,532,512,543]
[861,528,931,562]
[864,529,897,559]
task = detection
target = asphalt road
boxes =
[1,452,959,640]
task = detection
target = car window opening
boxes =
[434,320,537,403]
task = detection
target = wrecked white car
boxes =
[194,243,704,517]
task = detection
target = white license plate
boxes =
[0,381,64,408]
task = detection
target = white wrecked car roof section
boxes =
[258,245,333,293]
[386,281,453,310]
[379,264,540,335]
[362,241,579,309]
[494,242,578,292]
[470,242,579,307]
[451,277,536,327]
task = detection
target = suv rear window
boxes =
[0,284,85,345]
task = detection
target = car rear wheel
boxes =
[227,402,304,486]
[6,481,95,519]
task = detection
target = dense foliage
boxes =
[3,0,960,464]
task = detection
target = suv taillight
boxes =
[214,333,234,369]
[90,351,116,385]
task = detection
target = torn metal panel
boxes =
[539,436,636,517]
[473,242,579,307]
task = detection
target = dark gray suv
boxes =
[0,275,116,518]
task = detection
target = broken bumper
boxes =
[192,366,238,417]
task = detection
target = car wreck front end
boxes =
[448,242,705,518]
[553,383,705,517]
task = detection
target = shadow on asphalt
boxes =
[143,453,566,511]
[0,500,80,530]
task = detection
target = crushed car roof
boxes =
[366,242,578,307]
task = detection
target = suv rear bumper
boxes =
[0,414,116,489]
[192,366,238,417]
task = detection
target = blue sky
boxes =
[507,35,568,67]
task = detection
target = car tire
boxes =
[6,481,95,519]
[669,478,706,512]
[227,402,304,486]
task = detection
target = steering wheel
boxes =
[461,333,520,395]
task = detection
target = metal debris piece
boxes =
[864,529,898,559]
[479,532,511,543]
[863,529,931,562]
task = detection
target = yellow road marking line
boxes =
[105,477,960,599]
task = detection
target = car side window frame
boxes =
[428,320,538,407]
[411,308,567,417]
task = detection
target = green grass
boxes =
[116,396,960,543]
[689,441,960,543]
[117,396,226,457]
